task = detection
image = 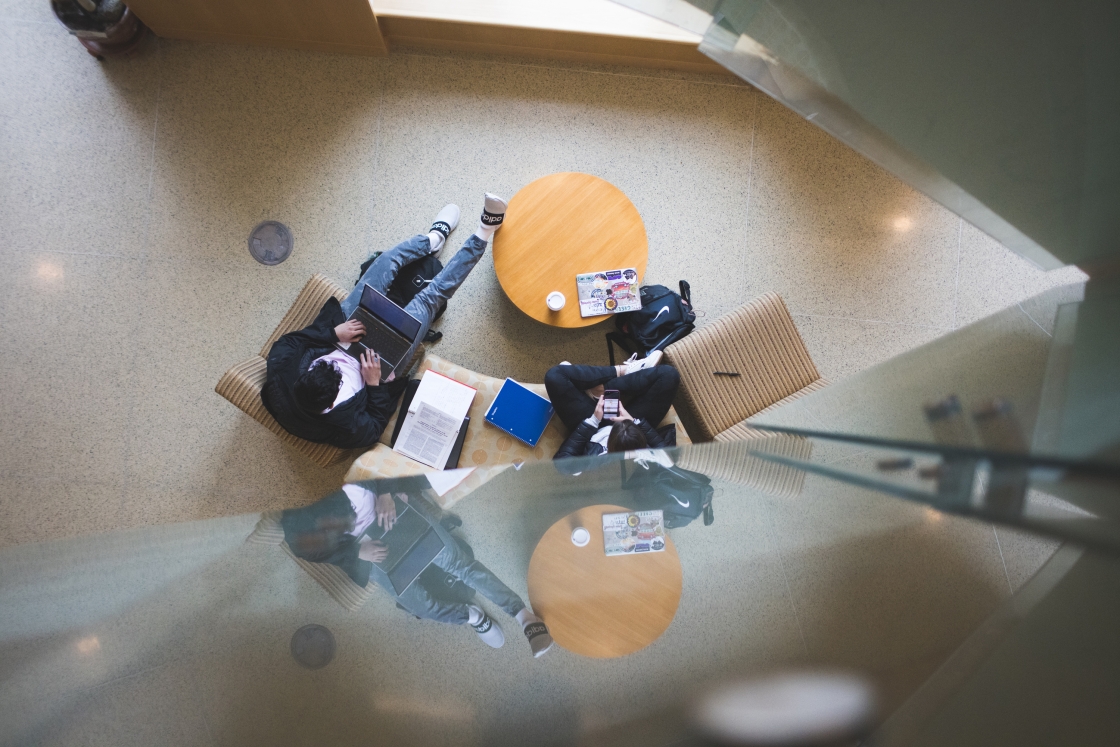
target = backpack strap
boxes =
[679,279,692,306]
[605,330,641,366]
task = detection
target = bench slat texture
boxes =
[664,292,825,442]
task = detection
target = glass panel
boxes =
[2,439,1117,744]
[614,0,1120,271]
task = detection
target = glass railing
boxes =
[613,0,1120,272]
[2,433,1117,745]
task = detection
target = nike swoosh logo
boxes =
[653,306,670,322]
[672,495,690,507]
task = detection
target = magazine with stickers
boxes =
[575,268,642,318]
[602,510,666,556]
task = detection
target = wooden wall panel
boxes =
[126,0,388,56]
[376,15,727,74]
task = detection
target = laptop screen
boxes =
[360,285,423,340]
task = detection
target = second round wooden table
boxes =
[527,504,683,658]
[492,172,649,328]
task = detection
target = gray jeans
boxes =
[368,495,526,625]
[340,233,487,379]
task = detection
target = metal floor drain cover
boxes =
[290,624,335,669]
[248,221,293,265]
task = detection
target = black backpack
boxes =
[358,252,445,342]
[607,281,696,365]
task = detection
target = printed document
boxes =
[395,402,461,469]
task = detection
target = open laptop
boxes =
[363,496,445,596]
[340,284,423,376]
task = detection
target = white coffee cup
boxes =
[571,527,590,547]
[546,291,566,311]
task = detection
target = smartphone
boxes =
[603,389,620,419]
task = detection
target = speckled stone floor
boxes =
[0,7,1083,550]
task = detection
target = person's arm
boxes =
[555,396,606,460]
[554,420,600,459]
[290,298,348,346]
[556,394,610,459]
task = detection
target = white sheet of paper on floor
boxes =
[426,467,475,497]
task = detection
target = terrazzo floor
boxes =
[0,15,1083,547]
[0,6,1090,745]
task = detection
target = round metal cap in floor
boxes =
[290,624,336,669]
[248,221,293,265]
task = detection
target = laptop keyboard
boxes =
[354,310,412,365]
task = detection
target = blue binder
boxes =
[485,379,555,447]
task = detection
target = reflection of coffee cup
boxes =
[571,527,590,547]
[546,291,566,311]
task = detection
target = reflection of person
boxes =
[280,478,553,658]
[545,354,680,459]
[261,195,508,449]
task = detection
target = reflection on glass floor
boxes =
[4,433,1109,746]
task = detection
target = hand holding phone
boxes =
[602,389,620,419]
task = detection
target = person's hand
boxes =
[375,492,397,530]
[616,401,634,422]
[358,538,388,563]
[334,319,366,343]
[360,349,382,386]
[593,395,605,421]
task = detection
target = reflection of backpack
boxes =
[358,252,445,342]
[622,461,714,529]
[607,281,696,364]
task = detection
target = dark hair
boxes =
[607,419,648,453]
[294,360,342,412]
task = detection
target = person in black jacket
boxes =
[280,476,554,657]
[546,353,680,459]
[262,195,507,449]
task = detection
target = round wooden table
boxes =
[493,173,648,328]
[527,504,682,658]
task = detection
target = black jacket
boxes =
[281,489,369,586]
[261,298,399,449]
[554,418,671,459]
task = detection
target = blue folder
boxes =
[485,379,555,447]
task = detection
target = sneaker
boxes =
[481,193,507,231]
[468,605,505,648]
[429,204,460,253]
[623,350,663,375]
[520,612,554,658]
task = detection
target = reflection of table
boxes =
[527,504,682,658]
[492,172,648,328]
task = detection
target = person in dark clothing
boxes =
[280,476,553,657]
[262,195,508,449]
[545,352,680,459]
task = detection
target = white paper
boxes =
[426,467,475,497]
[394,402,461,469]
[410,369,476,421]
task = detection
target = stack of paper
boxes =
[394,370,476,469]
